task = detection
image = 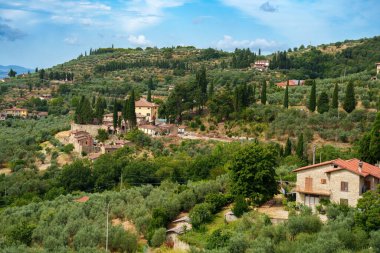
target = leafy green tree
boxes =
[359,112,380,164]
[229,143,277,204]
[355,185,380,231]
[284,138,292,157]
[308,80,316,112]
[206,229,231,249]
[189,203,213,229]
[147,88,152,102]
[283,83,289,108]
[261,80,267,105]
[343,81,356,113]
[96,129,109,143]
[232,195,249,217]
[109,226,138,253]
[7,222,36,246]
[296,133,304,160]
[317,91,330,114]
[59,160,93,192]
[150,228,166,247]
[332,83,339,109]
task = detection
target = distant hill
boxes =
[0,65,32,78]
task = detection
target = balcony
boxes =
[295,185,331,196]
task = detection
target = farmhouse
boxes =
[138,124,160,136]
[68,130,94,154]
[135,98,158,123]
[251,60,269,71]
[2,107,28,118]
[293,158,380,207]
[276,80,305,89]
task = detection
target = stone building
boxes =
[293,158,380,207]
[68,130,94,154]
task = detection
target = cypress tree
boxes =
[113,99,118,133]
[296,133,304,160]
[147,89,152,102]
[359,112,380,164]
[284,137,292,157]
[128,90,137,128]
[94,97,105,124]
[343,81,356,113]
[332,83,339,109]
[122,99,129,125]
[283,83,289,108]
[252,84,256,102]
[208,81,214,99]
[261,80,267,105]
[74,96,84,124]
[308,80,316,112]
[317,92,330,114]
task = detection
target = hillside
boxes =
[270,36,380,79]
[0,65,32,78]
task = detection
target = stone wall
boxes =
[71,122,107,137]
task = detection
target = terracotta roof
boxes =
[135,98,158,107]
[293,158,380,179]
[276,80,304,87]
[74,196,89,203]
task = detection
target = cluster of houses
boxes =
[0,107,48,120]
[251,60,270,71]
[67,98,187,160]
[294,158,380,207]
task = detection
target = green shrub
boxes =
[150,227,166,247]
[232,195,248,217]
[206,229,231,249]
[189,203,213,229]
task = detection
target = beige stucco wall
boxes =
[296,164,332,205]
[329,170,360,206]
[296,164,363,207]
[135,106,158,122]
[71,123,107,137]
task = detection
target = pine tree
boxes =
[343,81,356,113]
[308,80,316,112]
[261,80,267,105]
[113,99,118,133]
[296,133,304,160]
[317,91,330,114]
[283,83,289,108]
[284,137,292,157]
[147,88,152,102]
[332,83,339,109]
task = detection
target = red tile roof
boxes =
[135,98,158,107]
[293,158,380,179]
[74,196,89,203]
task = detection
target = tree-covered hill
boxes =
[270,36,380,79]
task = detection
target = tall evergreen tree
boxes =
[122,98,129,125]
[284,137,292,157]
[128,90,137,128]
[317,91,330,114]
[343,81,356,113]
[359,112,380,164]
[147,89,152,102]
[283,83,289,108]
[252,84,256,102]
[332,83,339,109]
[196,66,208,112]
[208,81,214,99]
[261,80,267,105]
[296,133,304,160]
[94,97,105,124]
[308,80,316,112]
[74,96,84,124]
[113,99,118,133]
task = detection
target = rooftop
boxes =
[135,98,158,108]
[293,158,380,179]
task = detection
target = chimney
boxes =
[358,161,363,173]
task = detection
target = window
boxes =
[147,113,150,116]
[340,199,348,206]
[341,181,348,192]
[320,179,326,184]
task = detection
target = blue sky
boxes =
[0,0,379,68]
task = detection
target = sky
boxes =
[0,0,379,68]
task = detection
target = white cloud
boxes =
[216,35,280,51]
[64,36,78,45]
[128,35,152,47]
[218,0,364,45]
